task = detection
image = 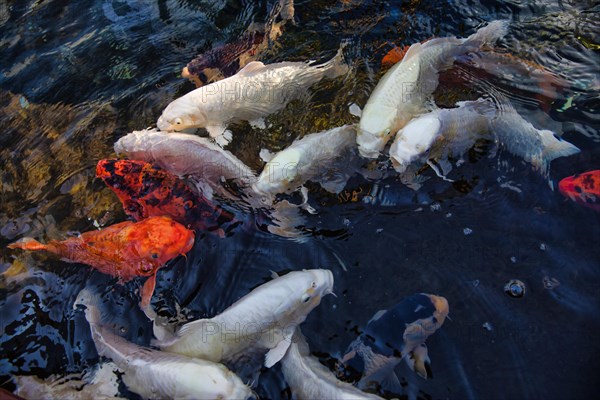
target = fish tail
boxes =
[7,237,48,252]
[321,41,351,80]
[539,129,580,166]
[464,20,509,49]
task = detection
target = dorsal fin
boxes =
[237,61,266,76]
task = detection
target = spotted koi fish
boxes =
[96,159,235,234]
[559,170,600,212]
[182,30,266,88]
[7,216,195,307]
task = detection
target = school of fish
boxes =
[6,4,593,399]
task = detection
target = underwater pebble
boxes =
[510,256,517,263]
[463,227,473,235]
[482,322,493,331]
[542,276,560,290]
[446,212,452,218]
[504,279,526,298]
[539,243,547,251]
[342,218,351,226]
[376,228,383,234]
[430,202,441,212]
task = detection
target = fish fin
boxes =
[369,309,388,323]
[264,338,291,368]
[318,172,352,194]
[211,129,233,147]
[405,343,432,379]
[299,186,318,214]
[349,102,362,117]
[463,20,509,48]
[427,160,454,182]
[249,118,266,130]
[359,363,403,395]
[205,124,228,139]
[140,273,157,310]
[259,148,275,163]
[539,130,580,165]
[321,43,350,79]
[7,237,47,251]
[237,61,266,76]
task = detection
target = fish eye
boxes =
[175,117,183,125]
[301,294,311,303]
[311,281,317,288]
[150,253,159,259]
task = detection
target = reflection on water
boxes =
[1,0,600,399]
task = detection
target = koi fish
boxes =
[559,170,600,212]
[153,269,334,371]
[157,47,349,146]
[13,362,123,400]
[7,216,194,308]
[74,288,253,400]
[114,129,256,201]
[182,29,266,88]
[357,20,508,158]
[253,124,358,206]
[281,328,384,400]
[96,159,234,233]
[342,294,449,391]
[389,98,579,180]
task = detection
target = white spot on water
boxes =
[376,228,383,234]
[463,227,473,235]
[430,202,441,212]
[482,322,493,331]
[445,212,452,218]
[510,256,517,263]
[539,243,547,251]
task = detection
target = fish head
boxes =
[252,149,302,197]
[357,105,397,158]
[271,269,335,326]
[157,98,206,132]
[390,115,441,173]
[126,216,195,276]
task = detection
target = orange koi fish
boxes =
[96,159,234,234]
[558,170,600,212]
[7,216,195,307]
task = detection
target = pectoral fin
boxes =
[264,339,291,368]
[405,343,432,379]
[140,274,157,310]
[206,125,232,146]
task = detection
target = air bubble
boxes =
[504,279,526,298]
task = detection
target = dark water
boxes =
[1,0,599,399]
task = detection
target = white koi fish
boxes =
[13,362,123,400]
[154,269,334,370]
[74,289,253,400]
[157,47,349,146]
[281,328,384,400]
[114,129,256,200]
[342,293,449,391]
[253,124,358,205]
[389,98,580,180]
[357,20,508,158]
